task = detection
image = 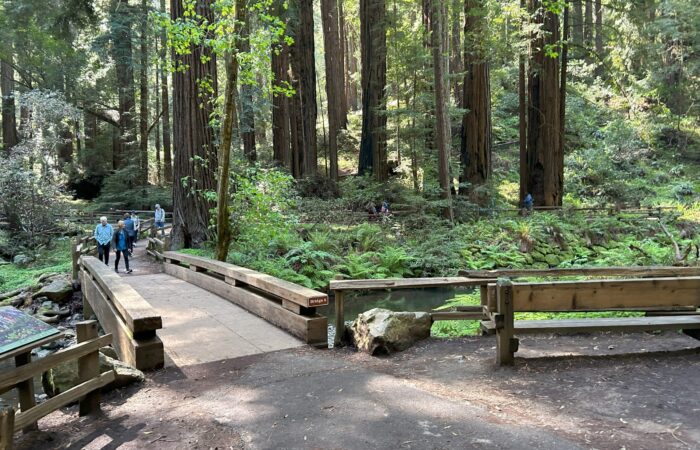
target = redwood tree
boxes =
[321,0,346,180]
[271,23,292,168]
[170,0,218,248]
[1,56,18,153]
[160,0,172,183]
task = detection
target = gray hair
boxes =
[100,216,108,222]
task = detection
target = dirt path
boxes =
[12,331,700,450]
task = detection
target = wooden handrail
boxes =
[461,266,700,279]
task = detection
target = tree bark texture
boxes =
[321,0,345,180]
[584,0,593,55]
[170,0,218,248]
[139,0,149,184]
[560,4,569,156]
[160,0,173,183]
[271,31,292,168]
[451,0,463,106]
[345,21,360,111]
[461,0,491,192]
[518,0,527,203]
[239,3,256,163]
[430,0,454,221]
[288,0,317,178]
[594,0,603,77]
[359,0,387,180]
[1,57,18,153]
[526,0,563,207]
[572,0,583,51]
[336,0,348,125]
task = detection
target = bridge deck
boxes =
[117,245,303,367]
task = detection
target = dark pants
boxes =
[114,250,129,271]
[127,234,135,252]
[97,244,110,265]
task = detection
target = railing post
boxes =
[334,291,345,347]
[0,406,14,450]
[496,279,517,366]
[71,237,80,283]
[76,321,100,416]
[14,353,36,432]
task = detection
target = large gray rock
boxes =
[13,254,32,267]
[42,352,145,397]
[351,308,432,355]
[37,278,73,304]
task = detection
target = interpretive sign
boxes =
[0,306,61,356]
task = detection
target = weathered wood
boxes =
[81,257,162,333]
[0,334,63,363]
[13,371,115,433]
[0,335,111,394]
[334,291,344,347]
[76,321,100,416]
[0,407,14,450]
[282,299,302,314]
[461,266,700,279]
[487,284,497,312]
[164,263,327,346]
[430,311,484,321]
[330,277,489,291]
[511,277,700,312]
[514,315,700,334]
[496,280,516,366]
[81,272,164,370]
[13,353,36,432]
[165,252,328,307]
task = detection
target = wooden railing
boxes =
[0,321,115,449]
[146,226,171,261]
[79,256,164,370]
[71,235,97,282]
[162,252,328,347]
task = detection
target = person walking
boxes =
[124,213,136,255]
[131,210,140,246]
[93,216,113,266]
[113,220,132,273]
[154,204,165,237]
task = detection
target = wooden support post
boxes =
[0,406,14,450]
[14,354,37,432]
[334,291,345,347]
[71,237,80,283]
[76,321,100,416]
[496,279,517,366]
[480,285,487,307]
[163,236,171,251]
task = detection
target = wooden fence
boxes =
[0,321,115,449]
[80,257,164,370]
[162,252,328,347]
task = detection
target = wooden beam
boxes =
[329,277,489,291]
[76,321,100,416]
[13,371,115,432]
[0,407,14,450]
[164,252,328,308]
[514,315,700,334]
[461,266,700,279]
[496,280,517,366]
[13,353,36,432]
[334,291,344,347]
[511,277,700,311]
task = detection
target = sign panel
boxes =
[0,306,61,356]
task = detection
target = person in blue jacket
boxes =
[94,216,113,266]
[112,220,132,274]
[124,213,136,255]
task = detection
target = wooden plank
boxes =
[164,264,327,346]
[81,257,162,333]
[0,334,63,363]
[164,252,328,307]
[511,277,700,311]
[13,371,115,432]
[487,284,496,312]
[329,277,489,291]
[76,321,100,416]
[0,407,14,450]
[334,291,344,347]
[461,266,700,279]
[282,300,302,314]
[81,273,164,370]
[514,315,700,334]
[430,312,484,321]
[0,335,111,393]
[496,280,516,366]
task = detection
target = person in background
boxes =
[131,210,140,246]
[94,216,113,266]
[523,193,533,211]
[112,220,132,274]
[154,204,165,236]
[124,212,136,255]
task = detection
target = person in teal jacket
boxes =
[112,220,132,274]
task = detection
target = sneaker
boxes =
[114,269,119,273]
[126,269,133,274]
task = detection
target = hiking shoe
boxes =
[126,269,133,274]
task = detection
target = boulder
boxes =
[42,353,144,397]
[37,279,73,304]
[350,308,432,356]
[13,254,32,267]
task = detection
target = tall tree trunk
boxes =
[572,0,583,51]
[272,27,292,168]
[345,19,360,111]
[289,0,317,178]
[450,0,463,106]
[336,0,348,126]
[358,0,387,180]
[1,56,18,153]
[239,3,256,162]
[594,0,603,77]
[560,3,569,158]
[583,0,593,62]
[110,0,137,170]
[155,54,162,185]
[139,0,149,184]
[160,0,172,183]
[431,0,454,221]
[518,0,527,203]
[460,0,491,195]
[215,0,244,262]
[526,0,563,207]
[321,0,345,180]
[170,0,218,248]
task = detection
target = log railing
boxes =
[79,256,164,370]
[0,321,115,449]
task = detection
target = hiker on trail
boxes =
[154,204,165,236]
[124,213,136,255]
[94,216,113,266]
[523,193,533,211]
[131,210,140,246]
[112,220,132,274]
[380,200,390,215]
